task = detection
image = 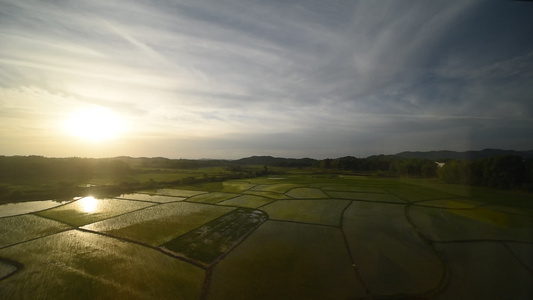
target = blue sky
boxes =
[1,0,532,159]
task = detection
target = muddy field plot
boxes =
[1,175,532,299]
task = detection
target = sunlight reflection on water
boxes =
[79,196,98,213]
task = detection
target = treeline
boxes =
[312,155,438,177]
[2,154,531,201]
[437,154,533,190]
[310,155,533,190]
[0,156,268,202]
[0,156,132,180]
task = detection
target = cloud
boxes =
[1,0,532,158]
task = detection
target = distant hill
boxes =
[394,149,533,161]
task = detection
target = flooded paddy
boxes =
[0,200,70,218]
[0,176,532,299]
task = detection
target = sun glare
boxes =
[64,107,126,142]
[79,196,98,213]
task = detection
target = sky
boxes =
[1,0,532,159]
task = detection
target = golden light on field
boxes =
[64,107,126,142]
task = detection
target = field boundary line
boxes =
[404,204,451,298]
[340,201,371,296]
[502,242,533,275]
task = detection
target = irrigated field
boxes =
[0,175,532,299]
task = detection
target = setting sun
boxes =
[64,107,126,142]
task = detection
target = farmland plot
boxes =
[0,258,19,280]
[1,175,532,299]
[0,200,70,218]
[408,205,533,242]
[343,201,443,296]
[325,191,404,203]
[152,189,207,197]
[320,184,386,193]
[0,214,71,248]
[36,197,155,226]
[220,181,256,193]
[0,230,204,300]
[82,202,234,246]
[242,190,291,199]
[505,242,533,272]
[116,193,186,203]
[261,199,350,226]
[387,186,458,202]
[414,199,485,209]
[187,192,239,204]
[434,242,533,299]
[250,183,302,193]
[207,221,366,300]
[286,187,329,199]
[218,194,274,208]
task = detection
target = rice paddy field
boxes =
[0,175,532,299]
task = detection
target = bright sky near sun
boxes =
[1,0,532,159]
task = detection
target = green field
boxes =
[1,175,532,299]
